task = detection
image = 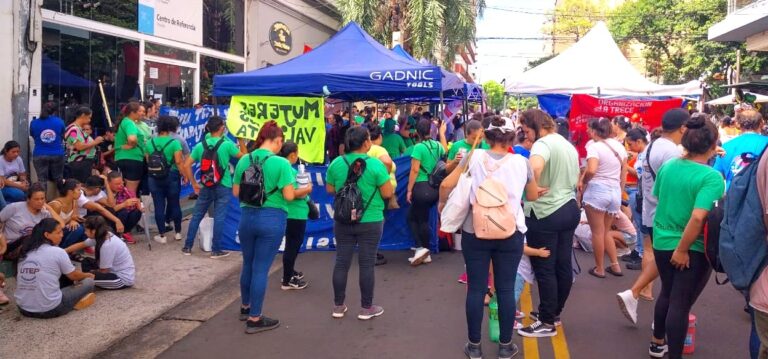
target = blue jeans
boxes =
[148,171,181,235]
[463,231,524,344]
[239,207,287,317]
[2,187,25,204]
[184,184,231,252]
[627,187,644,257]
[60,224,86,248]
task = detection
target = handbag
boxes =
[439,137,481,233]
[307,197,320,220]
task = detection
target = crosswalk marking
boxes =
[520,282,571,359]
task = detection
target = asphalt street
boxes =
[158,250,751,359]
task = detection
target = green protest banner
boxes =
[227,96,326,163]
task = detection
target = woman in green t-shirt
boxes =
[114,102,146,194]
[144,116,196,244]
[232,121,311,334]
[326,126,393,320]
[648,115,724,359]
[278,141,311,291]
[406,118,447,266]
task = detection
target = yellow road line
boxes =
[551,322,570,359]
[520,283,540,359]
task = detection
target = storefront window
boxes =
[200,56,244,104]
[43,0,139,31]
[42,23,140,132]
[203,0,245,56]
[144,61,195,108]
[145,42,196,63]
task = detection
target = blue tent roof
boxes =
[42,56,92,88]
[214,22,453,101]
[389,45,477,102]
[392,44,417,62]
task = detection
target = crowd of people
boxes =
[1,98,766,359]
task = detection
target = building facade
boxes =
[709,0,768,54]
[0,0,339,164]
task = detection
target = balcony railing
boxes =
[729,0,765,14]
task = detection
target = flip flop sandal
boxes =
[588,267,606,278]
[605,266,624,277]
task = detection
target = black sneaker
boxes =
[181,247,192,256]
[281,277,308,290]
[239,307,249,321]
[648,342,668,358]
[375,253,387,266]
[621,250,641,262]
[518,320,556,338]
[293,271,304,280]
[245,316,280,334]
[464,342,482,359]
[528,312,561,326]
[626,261,643,270]
[210,251,231,259]
[498,342,519,359]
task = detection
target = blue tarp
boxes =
[214,22,454,102]
[42,56,92,88]
[537,94,571,118]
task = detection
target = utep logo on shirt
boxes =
[40,129,57,143]
[18,260,41,282]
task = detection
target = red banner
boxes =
[568,94,683,158]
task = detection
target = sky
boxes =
[474,0,553,85]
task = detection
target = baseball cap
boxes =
[661,108,689,131]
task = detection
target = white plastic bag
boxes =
[440,171,473,233]
[197,215,213,252]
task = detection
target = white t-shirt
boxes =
[98,234,136,286]
[0,156,25,177]
[0,202,51,242]
[641,137,682,226]
[461,150,532,234]
[585,138,627,186]
[15,244,75,312]
[77,190,106,217]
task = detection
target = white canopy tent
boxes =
[706,92,768,105]
[505,22,701,97]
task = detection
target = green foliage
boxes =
[483,80,505,111]
[609,0,768,86]
[544,0,607,40]
[527,54,557,71]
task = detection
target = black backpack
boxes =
[199,138,226,188]
[333,156,377,224]
[239,152,277,206]
[147,139,175,179]
[419,141,447,188]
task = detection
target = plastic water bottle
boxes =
[296,164,310,188]
[683,314,696,354]
[488,296,500,343]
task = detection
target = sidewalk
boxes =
[0,206,242,359]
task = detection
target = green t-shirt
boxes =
[144,136,183,171]
[652,158,725,253]
[446,139,490,160]
[114,118,146,162]
[381,133,406,159]
[326,153,389,223]
[523,133,580,218]
[286,167,309,220]
[190,135,241,188]
[402,135,416,148]
[410,140,445,183]
[233,149,294,211]
[137,121,152,146]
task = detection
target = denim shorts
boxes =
[582,181,621,215]
[622,231,637,246]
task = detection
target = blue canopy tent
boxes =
[42,56,92,88]
[389,45,481,103]
[214,22,461,102]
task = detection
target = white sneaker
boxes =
[153,234,167,244]
[617,289,638,325]
[407,255,432,264]
[410,248,431,266]
[174,232,182,241]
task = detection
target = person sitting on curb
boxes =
[66,216,135,290]
[15,218,95,318]
[103,171,142,244]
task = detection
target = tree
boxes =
[609,0,768,93]
[526,54,556,71]
[543,0,607,41]
[483,80,504,111]
[337,0,485,68]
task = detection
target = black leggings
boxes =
[408,181,438,249]
[115,209,142,234]
[525,199,580,324]
[283,219,307,284]
[653,249,711,359]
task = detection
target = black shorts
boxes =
[116,159,145,181]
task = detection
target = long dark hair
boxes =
[1,141,20,156]
[40,102,58,119]
[116,101,142,129]
[19,218,61,260]
[520,109,556,141]
[56,178,80,197]
[84,216,111,264]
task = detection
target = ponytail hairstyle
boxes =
[40,101,58,119]
[278,140,299,158]
[19,218,61,260]
[204,116,225,135]
[1,141,20,156]
[116,101,142,129]
[74,106,93,121]
[84,216,111,265]
[682,114,719,156]
[587,117,613,139]
[56,178,80,197]
[254,120,284,149]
